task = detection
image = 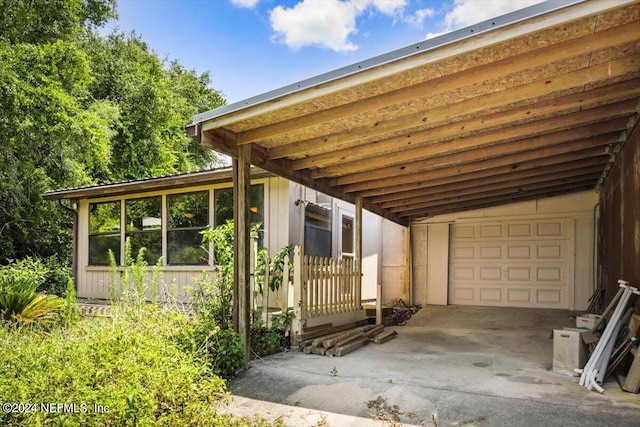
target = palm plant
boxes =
[0,275,64,326]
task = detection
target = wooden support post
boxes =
[251,231,259,313]
[292,246,304,344]
[376,284,382,326]
[404,226,412,304]
[235,143,252,362]
[263,259,270,327]
[355,196,363,309]
[232,160,240,333]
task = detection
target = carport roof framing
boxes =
[190,0,640,226]
[194,0,583,123]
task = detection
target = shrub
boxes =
[42,255,72,297]
[0,256,71,297]
[59,277,79,327]
[0,307,232,427]
[185,272,246,378]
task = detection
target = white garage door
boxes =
[449,218,574,309]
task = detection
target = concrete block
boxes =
[576,314,603,329]
[553,328,595,376]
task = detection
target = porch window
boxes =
[167,191,209,265]
[341,214,354,259]
[214,184,264,227]
[214,184,265,251]
[304,203,332,258]
[125,196,162,265]
[88,201,121,265]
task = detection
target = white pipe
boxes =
[593,280,627,332]
[589,370,605,393]
[595,316,624,384]
[595,306,634,384]
[586,369,597,391]
[580,284,638,390]
[587,288,631,378]
[580,284,632,386]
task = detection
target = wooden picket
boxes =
[296,249,359,320]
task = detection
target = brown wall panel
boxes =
[599,121,640,310]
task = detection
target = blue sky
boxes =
[109,0,545,104]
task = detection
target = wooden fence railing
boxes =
[292,246,361,331]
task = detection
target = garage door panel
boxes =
[508,245,531,259]
[452,266,474,280]
[449,218,574,309]
[536,266,563,282]
[479,288,502,302]
[538,221,563,236]
[453,287,475,302]
[452,246,474,259]
[453,225,475,239]
[480,224,503,238]
[480,246,502,259]
[507,289,531,303]
[537,244,562,259]
[537,289,562,304]
[479,267,501,281]
[508,223,532,237]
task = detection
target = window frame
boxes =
[88,200,122,266]
[166,191,210,266]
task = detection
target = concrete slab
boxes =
[226,306,640,427]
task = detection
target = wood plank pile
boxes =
[296,322,397,357]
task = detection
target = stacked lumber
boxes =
[298,322,397,357]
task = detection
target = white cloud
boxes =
[269,0,409,52]
[406,7,435,28]
[230,0,260,8]
[444,0,545,29]
[270,0,360,52]
[370,0,406,16]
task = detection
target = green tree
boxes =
[0,0,116,44]
[80,31,225,180]
[0,1,226,265]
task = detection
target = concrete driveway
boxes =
[221,306,640,426]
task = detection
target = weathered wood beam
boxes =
[334,125,622,188]
[359,154,611,198]
[402,182,596,219]
[390,172,601,214]
[340,145,610,194]
[382,165,604,210]
[199,128,407,226]
[235,144,252,362]
[246,145,408,227]
[320,100,636,183]
[373,158,607,205]
[296,80,640,173]
[234,21,640,146]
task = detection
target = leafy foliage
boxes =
[0,0,117,44]
[0,271,64,326]
[182,222,246,378]
[198,221,235,328]
[0,308,232,426]
[0,1,226,266]
[256,244,293,293]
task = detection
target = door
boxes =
[448,218,574,309]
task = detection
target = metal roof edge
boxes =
[43,166,272,200]
[193,0,585,124]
